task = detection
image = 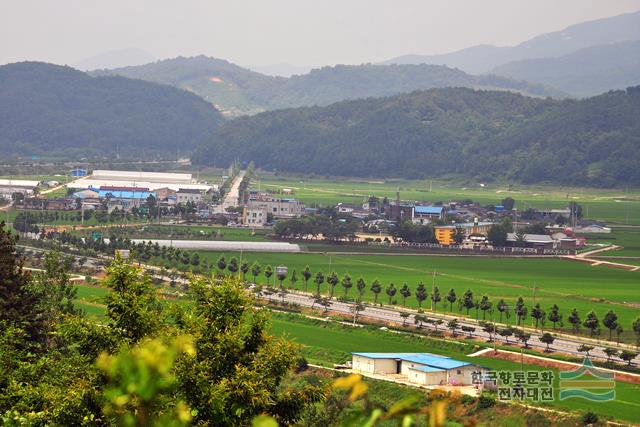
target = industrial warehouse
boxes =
[351,353,487,387]
[67,170,215,193]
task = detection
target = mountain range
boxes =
[92,56,563,117]
[0,62,224,158]
[194,86,640,186]
[490,40,640,97]
[383,10,640,74]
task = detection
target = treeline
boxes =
[93,56,564,117]
[0,62,224,158]
[196,86,640,186]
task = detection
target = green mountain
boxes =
[384,10,640,75]
[491,40,640,97]
[93,56,564,117]
[0,62,225,158]
[195,86,640,186]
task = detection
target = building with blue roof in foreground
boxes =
[351,353,488,387]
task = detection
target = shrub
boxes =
[477,394,495,409]
[581,411,598,425]
[295,357,309,373]
[460,394,476,405]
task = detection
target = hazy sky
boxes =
[2,0,640,67]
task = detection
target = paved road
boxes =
[217,171,245,213]
[265,289,639,366]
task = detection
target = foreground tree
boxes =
[0,222,46,348]
[176,277,323,425]
[104,255,162,342]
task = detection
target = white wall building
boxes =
[0,179,40,197]
[243,206,268,226]
[352,353,487,387]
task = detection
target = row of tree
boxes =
[211,260,640,346]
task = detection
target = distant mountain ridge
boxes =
[73,48,157,71]
[194,86,640,186]
[383,10,640,74]
[93,56,564,117]
[0,62,224,158]
[491,40,640,97]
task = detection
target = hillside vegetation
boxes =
[0,62,225,158]
[491,40,640,97]
[195,86,640,186]
[93,56,564,117]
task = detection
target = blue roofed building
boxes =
[351,352,487,386]
[412,205,445,224]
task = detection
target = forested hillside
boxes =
[93,56,564,117]
[0,62,225,158]
[491,40,640,97]
[195,86,640,186]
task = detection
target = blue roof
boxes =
[98,190,155,199]
[400,354,470,370]
[352,352,471,370]
[410,365,445,373]
[414,206,443,215]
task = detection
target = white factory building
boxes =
[351,353,487,387]
[67,170,216,193]
[0,179,40,197]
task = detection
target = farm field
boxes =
[122,224,270,242]
[254,174,640,225]
[270,313,640,424]
[580,227,640,258]
[174,251,640,340]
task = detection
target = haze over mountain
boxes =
[246,63,314,77]
[0,62,224,158]
[491,40,640,97]
[384,10,640,74]
[73,48,157,71]
[195,86,640,187]
[93,56,564,117]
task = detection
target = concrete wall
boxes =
[400,360,427,376]
[448,366,485,385]
[374,358,398,374]
[352,355,375,374]
[408,369,447,386]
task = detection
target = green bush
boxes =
[477,394,496,409]
[581,411,598,425]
